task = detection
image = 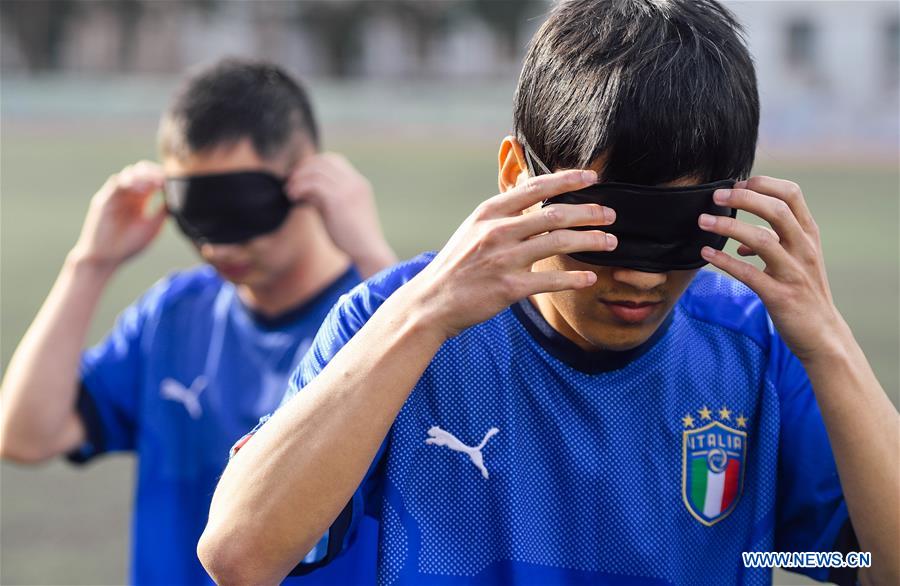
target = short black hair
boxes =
[514,0,759,185]
[159,58,319,161]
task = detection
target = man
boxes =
[199,3,899,585]
[0,59,392,584]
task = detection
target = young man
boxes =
[200,3,899,585]
[0,59,392,584]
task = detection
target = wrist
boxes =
[388,276,456,345]
[64,248,120,281]
[797,308,856,368]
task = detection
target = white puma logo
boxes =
[425,426,500,479]
[160,376,207,420]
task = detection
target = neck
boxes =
[238,241,350,319]
[530,293,597,351]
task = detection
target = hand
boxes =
[70,161,167,270]
[408,169,617,339]
[698,176,843,362]
[286,153,396,277]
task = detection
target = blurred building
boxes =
[731,1,899,158]
[1,0,898,157]
[0,1,547,78]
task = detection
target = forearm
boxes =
[802,317,900,584]
[0,252,115,461]
[200,279,445,585]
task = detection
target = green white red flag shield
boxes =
[682,421,747,526]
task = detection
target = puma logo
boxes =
[160,376,207,420]
[425,426,500,479]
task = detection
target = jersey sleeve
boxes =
[228,254,434,574]
[67,280,167,464]
[769,321,858,585]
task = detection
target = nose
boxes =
[610,267,668,291]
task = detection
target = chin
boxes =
[584,326,655,352]
[218,269,264,286]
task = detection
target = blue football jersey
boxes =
[70,264,378,586]
[279,252,856,586]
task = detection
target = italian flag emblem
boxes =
[682,408,748,526]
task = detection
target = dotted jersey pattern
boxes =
[287,253,847,586]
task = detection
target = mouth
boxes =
[599,299,664,324]
[216,262,253,280]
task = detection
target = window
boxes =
[785,19,817,70]
[886,17,899,87]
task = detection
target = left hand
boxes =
[286,152,396,277]
[697,175,845,362]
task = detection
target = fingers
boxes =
[115,161,165,196]
[289,152,351,182]
[698,213,794,272]
[737,226,779,256]
[700,246,776,296]
[739,176,817,234]
[521,269,598,296]
[288,155,328,195]
[285,174,323,204]
[482,169,597,218]
[504,203,615,240]
[313,152,351,172]
[514,228,617,265]
[286,152,365,205]
[712,186,805,247]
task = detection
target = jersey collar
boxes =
[240,266,360,330]
[510,297,674,374]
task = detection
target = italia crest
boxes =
[681,406,748,526]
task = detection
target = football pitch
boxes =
[1,127,898,584]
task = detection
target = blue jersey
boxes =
[280,252,856,586]
[70,265,378,586]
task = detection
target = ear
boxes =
[498,136,529,193]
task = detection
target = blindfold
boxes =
[523,142,736,272]
[164,171,300,244]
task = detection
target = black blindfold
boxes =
[523,142,736,272]
[165,171,300,244]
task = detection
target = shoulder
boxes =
[354,251,435,301]
[332,252,436,323]
[288,252,436,393]
[678,269,773,352]
[681,271,816,401]
[133,264,225,318]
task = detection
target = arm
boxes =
[0,162,167,463]
[199,168,618,585]
[698,176,899,585]
[803,316,899,586]
[285,152,397,278]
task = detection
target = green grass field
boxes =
[1,124,897,585]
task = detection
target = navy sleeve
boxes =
[67,280,167,464]
[770,323,857,585]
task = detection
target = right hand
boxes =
[70,161,168,269]
[409,169,617,339]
